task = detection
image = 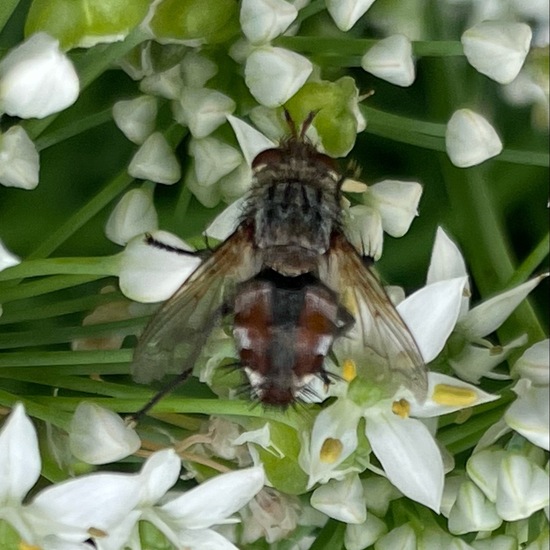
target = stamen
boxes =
[320,437,343,463]
[342,288,358,316]
[88,527,108,538]
[19,544,41,550]
[433,384,477,406]
[342,359,357,382]
[392,398,411,418]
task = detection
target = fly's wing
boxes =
[132,224,261,384]
[320,232,428,401]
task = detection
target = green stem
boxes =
[34,107,113,151]
[27,170,134,259]
[275,36,463,58]
[505,232,550,288]
[0,349,132,367]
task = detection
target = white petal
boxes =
[445,109,502,168]
[344,514,387,550]
[0,403,41,502]
[310,475,366,523]
[473,419,511,453]
[112,95,157,144]
[173,88,235,139]
[496,454,549,521]
[397,277,467,363]
[180,50,218,88]
[467,448,508,502]
[0,33,79,119]
[505,379,549,451]
[245,46,312,107]
[219,162,253,201]
[240,0,297,44]
[204,196,247,241]
[248,105,286,142]
[137,448,181,505]
[462,22,532,84]
[366,180,422,237]
[361,34,416,87]
[409,372,499,418]
[375,523,417,550]
[118,230,200,302]
[105,188,158,246]
[427,228,466,281]
[459,274,548,339]
[140,65,184,100]
[189,137,242,186]
[426,227,470,307]
[447,480,502,535]
[470,534,519,550]
[227,115,276,166]
[160,466,265,528]
[441,475,466,518]
[26,472,142,533]
[185,167,222,207]
[300,398,361,489]
[327,0,376,32]
[128,132,181,185]
[362,476,401,517]
[345,204,384,260]
[0,125,40,189]
[364,410,444,512]
[0,239,20,272]
[69,402,141,465]
[512,339,549,385]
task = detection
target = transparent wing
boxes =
[132,225,260,384]
[321,232,428,400]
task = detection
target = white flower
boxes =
[244,46,313,107]
[505,377,549,451]
[0,238,20,272]
[462,21,532,84]
[0,125,40,189]
[69,403,141,465]
[375,523,417,550]
[427,227,546,383]
[0,33,79,119]
[140,65,185,100]
[447,480,502,534]
[445,109,503,167]
[300,270,498,513]
[361,34,416,87]
[240,0,297,44]
[343,179,422,260]
[173,87,235,138]
[495,454,549,521]
[344,513,387,550]
[311,474,367,523]
[511,338,549,385]
[189,137,243,186]
[180,50,218,88]
[112,95,158,144]
[326,0,377,32]
[128,132,181,184]
[105,187,158,245]
[118,230,201,302]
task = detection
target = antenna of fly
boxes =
[282,109,319,142]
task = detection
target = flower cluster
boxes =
[0,0,548,549]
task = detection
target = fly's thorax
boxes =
[244,142,342,275]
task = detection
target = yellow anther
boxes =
[342,359,357,382]
[392,398,411,418]
[88,527,108,538]
[19,544,41,550]
[320,438,344,464]
[433,384,477,406]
